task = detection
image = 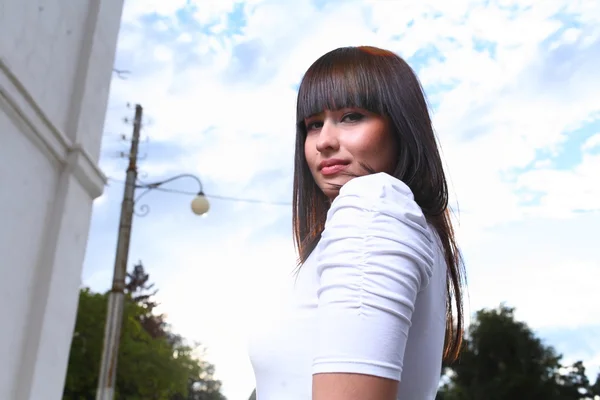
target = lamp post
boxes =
[95,104,210,400]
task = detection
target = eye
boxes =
[305,120,323,131]
[341,112,365,123]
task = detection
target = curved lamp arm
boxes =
[133,174,209,217]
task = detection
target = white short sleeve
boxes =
[312,173,435,381]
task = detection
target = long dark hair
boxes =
[292,46,466,362]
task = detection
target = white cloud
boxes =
[461,210,600,334]
[84,1,600,398]
[120,0,188,25]
[582,133,600,151]
[468,258,600,331]
[120,0,254,26]
[516,155,600,217]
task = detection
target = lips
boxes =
[319,159,350,176]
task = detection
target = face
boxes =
[304,108,397,200]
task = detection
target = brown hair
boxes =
[292,46,466,362]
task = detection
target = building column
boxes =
[0,0,124,398]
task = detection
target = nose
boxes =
[315,120,340,154]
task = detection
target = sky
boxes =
[83,0,600,399]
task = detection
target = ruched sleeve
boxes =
[312,173,435,381]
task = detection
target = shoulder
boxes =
[321,173,435,278]
[329,173,426,229]
[312,175,440,383]
[338,172,414,201]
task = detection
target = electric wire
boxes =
[106,177,292,206]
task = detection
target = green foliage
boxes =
[63,263,226,400]
[63,288,106,397]
[437,305,599,400]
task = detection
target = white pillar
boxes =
[0,0,125,398]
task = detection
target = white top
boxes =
[248,173,447,399]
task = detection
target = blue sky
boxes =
[83,1,600,398]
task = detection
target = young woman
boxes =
[248,46,466,400]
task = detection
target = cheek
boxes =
[350,131,396,171]
[304,137,316,169]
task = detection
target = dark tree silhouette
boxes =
[125,261,167,339]
[437,305,598,400]
[592,374,600,396]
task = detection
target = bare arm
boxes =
[313,373,398,400]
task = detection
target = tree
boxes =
[125,261,166,339]
[593,374,600,395]
[63,264,226,400]
[63,288,107,398]
[168,336,226,400]
[437,305,599,400]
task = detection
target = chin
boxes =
[319,176,355,200]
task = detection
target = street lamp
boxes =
[191,194,210,215]
[133,173,210,217]
[95,173,209,400]
[95,104,210,400]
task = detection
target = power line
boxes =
[106,177,292,206]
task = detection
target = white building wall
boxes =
[0,0,124,398]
